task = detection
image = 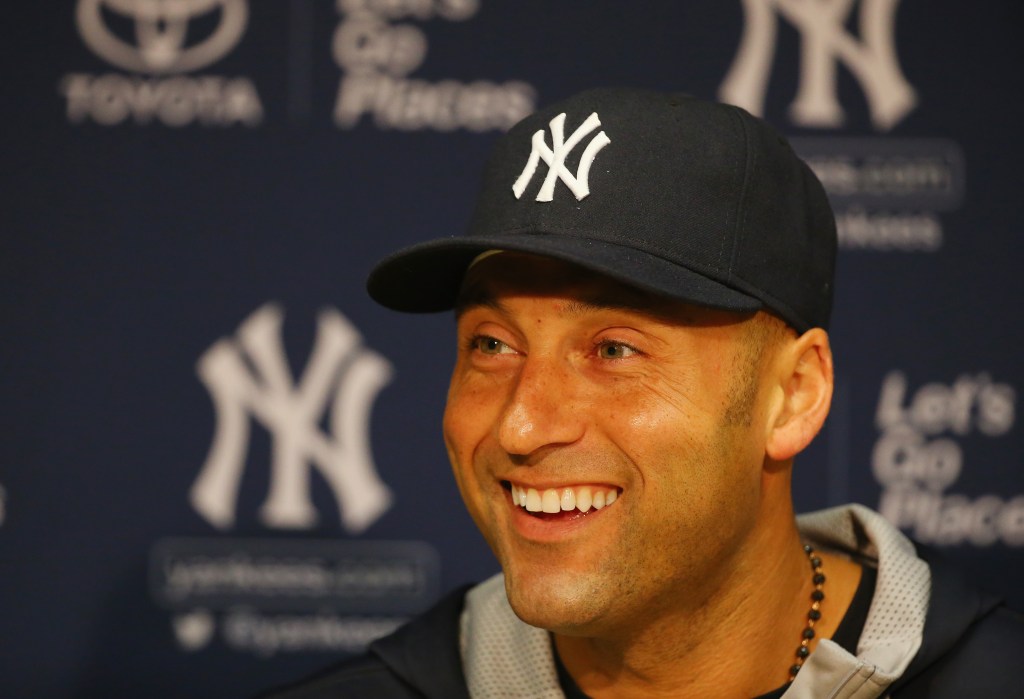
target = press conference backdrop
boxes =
[2,1,1021,696]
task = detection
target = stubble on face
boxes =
[723,312,792,427]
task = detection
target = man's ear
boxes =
[765,328,833,461]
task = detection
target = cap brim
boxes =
[367,232,764,315]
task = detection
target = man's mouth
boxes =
[501,480,620,516]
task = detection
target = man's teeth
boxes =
[510,484,619,514]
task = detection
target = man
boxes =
[265,88,1024,698]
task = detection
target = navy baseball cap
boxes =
[367,87,837,332]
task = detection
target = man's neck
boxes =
[552,523,862,699]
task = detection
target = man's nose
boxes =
[497,355,585,459]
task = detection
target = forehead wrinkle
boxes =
[455,273,697,324]
[560,295,652,318]
[559,286,710,327]
[454,253,722,325]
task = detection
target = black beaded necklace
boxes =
[788,544,825,682]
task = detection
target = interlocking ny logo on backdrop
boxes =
[513,112,611,202]
[190,304,393,534]
[720,0,916,131]
[76,0,248,74]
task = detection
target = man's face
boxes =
[443,253,778,637]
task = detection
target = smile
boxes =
[503,481,620,514]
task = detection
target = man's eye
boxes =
[473,336,513,355]
[597,342,637,359]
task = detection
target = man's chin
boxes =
[504,573,611,635]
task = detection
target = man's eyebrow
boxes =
[560,296,655,316]
[454,285,505,317]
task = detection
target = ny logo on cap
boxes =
[512,112,611,202]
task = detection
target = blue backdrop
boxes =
[3,1,1022,697]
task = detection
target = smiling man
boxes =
[438,251,856,699]
[265,88,1024,698]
